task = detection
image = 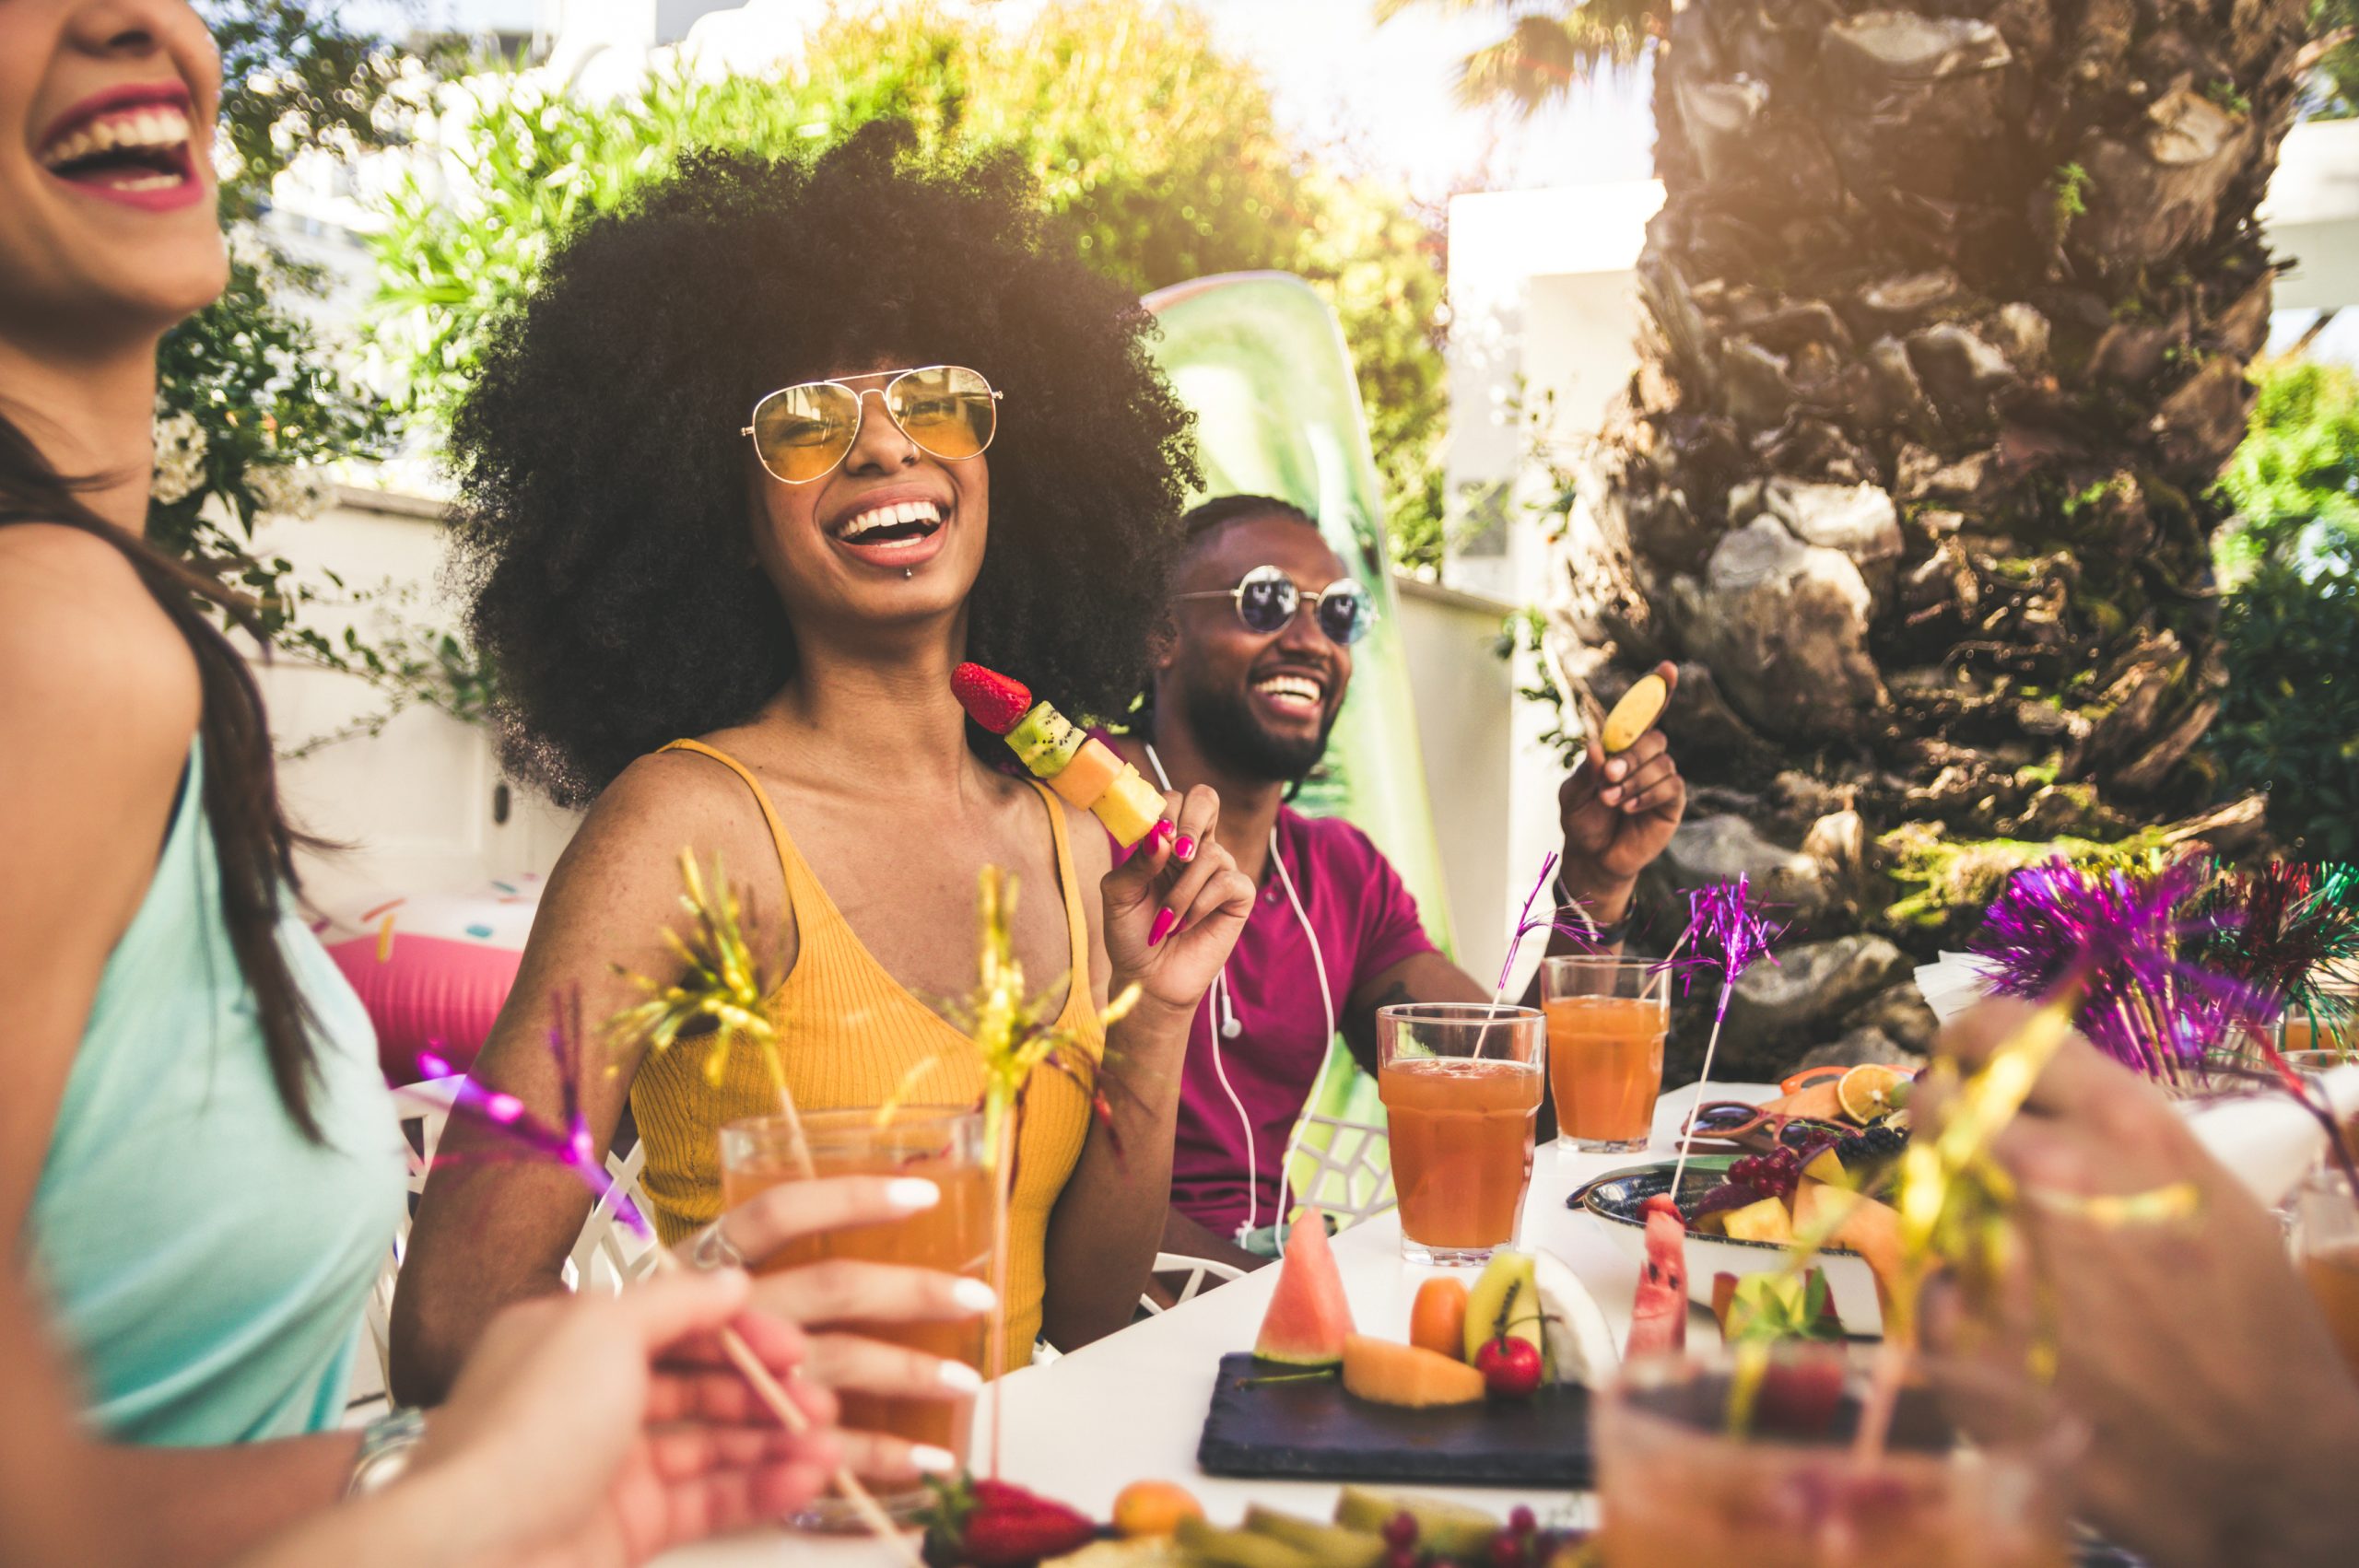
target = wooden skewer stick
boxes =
[644,1244,925,1568]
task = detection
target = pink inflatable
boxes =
[322,877,544,1083]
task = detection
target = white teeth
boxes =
[40,105,191,169]
[839,498,943,538]
[1255,676,1323,705]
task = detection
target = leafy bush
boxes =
[154,3,486,746]
[2207,356,2359,854]
[2207,555,2359,856]
[368,0,1449,567]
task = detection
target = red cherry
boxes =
[1384,1550,1419,1568]
[1487,1535,1525,1568]
[1472,1334,1544,1398]
[1382,1514,1419,1550]
[1508,1506,1537,1538]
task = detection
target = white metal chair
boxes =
[1285,1112,1396,1230]
[361,1079,658,1395]
[1140,1250,1250,1316]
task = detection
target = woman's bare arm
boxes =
[390,752,791,1405]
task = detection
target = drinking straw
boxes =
[1661,878,1785,1201]
[424,993,923,1567]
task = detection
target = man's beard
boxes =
[1175,675,1337,786]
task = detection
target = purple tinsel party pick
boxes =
[1655,875,1788,1017]
[413,991,648,1237]
[1492,851,1607,998]
[1968,859,2258,1080]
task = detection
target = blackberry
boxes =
[1835,1122,1909,1166]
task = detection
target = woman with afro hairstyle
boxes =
[395,124,1256,1474]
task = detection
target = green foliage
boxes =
[2207,557,2359,856]
[2215,357,2359,579]
[369,1,1449,567]
[2049,162,2091,228]
[2205,356,2359,854]
[1879,820,2181,934]
[145,4,485,745]
[2306,0,2359,118]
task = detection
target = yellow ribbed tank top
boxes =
[632,740,1104,1369]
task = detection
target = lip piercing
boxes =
[903,567,914,579]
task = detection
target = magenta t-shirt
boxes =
[1144,807,1437,1238]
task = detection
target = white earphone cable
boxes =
[1144,742,1335,1243]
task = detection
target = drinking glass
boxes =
[1376,1002,1544,1266]
[719,1106,991,1527]
[1543,955,1669,1155]
[1594,1346,2078,1567]
[2282,968,2359,1059]
[2294,1166,2359,1376]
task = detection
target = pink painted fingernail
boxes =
[1148,907,1178,946]
[1174,834,1197,861]
[1153,819,1177,848]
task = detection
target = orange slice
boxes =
[1837,1064,1910,1124]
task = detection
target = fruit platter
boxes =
[1194,1210,1619,1487]
[939,1480,1587,1568]
[1567,1066,1912,1336]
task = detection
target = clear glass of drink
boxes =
[2294,1166,2359,1376]
[718,1106,991,1527]
[1376,1002,1545,1267]
[1542,955,1668,1154]
[1594,1346,2079,1567]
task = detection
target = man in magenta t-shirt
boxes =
[1108,496,1687,1270]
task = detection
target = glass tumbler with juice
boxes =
[1595,1347,2077,1568]
[718,1106,991,1527]
[1543,955,1668,1154]
[2294,1166,2359,1376]
[1376,1002,1544,1266]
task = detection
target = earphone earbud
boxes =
[1222,1017,1242,1040]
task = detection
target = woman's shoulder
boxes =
[0,524,201,762]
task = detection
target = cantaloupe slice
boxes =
[1792,1181,1905,1322]
[1340,1335,1485,1408]
[1046,736,1125,809]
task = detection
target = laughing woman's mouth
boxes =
[830,497,950,571]
[38,90,205,212]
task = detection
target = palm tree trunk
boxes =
[1551,0,2304,1071]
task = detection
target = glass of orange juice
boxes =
[2294,1167,2359,1377]
[1543,955,1668,1154]
[1595,1347,2078,1567]
[719,1106,991,1527]
[1376,1002,1544,1266]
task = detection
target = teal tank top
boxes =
[29,738,403,1444]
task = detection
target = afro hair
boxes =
[447,123,1199,804]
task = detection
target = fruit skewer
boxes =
[953,662,1169,848]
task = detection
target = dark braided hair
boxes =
[0,411,324,1140]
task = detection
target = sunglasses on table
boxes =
[1172,564,1379,647]
[742,365,1001,485]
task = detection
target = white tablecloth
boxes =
[659,1082,1775,1565]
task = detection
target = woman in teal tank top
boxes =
[0,0,406,1550]
[27,737,401,1444]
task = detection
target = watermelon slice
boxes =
[1626,1196,1688,1357]
[1253,1210,1355,1366]
[952,661,1034,735]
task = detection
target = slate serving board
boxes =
[1196,1353,1593,1488]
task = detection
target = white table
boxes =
[661,1082,1773,1565]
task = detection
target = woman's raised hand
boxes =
[370,1267,838,1568]
[1100,785,1255,1018]
[675,1174,996,1485]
